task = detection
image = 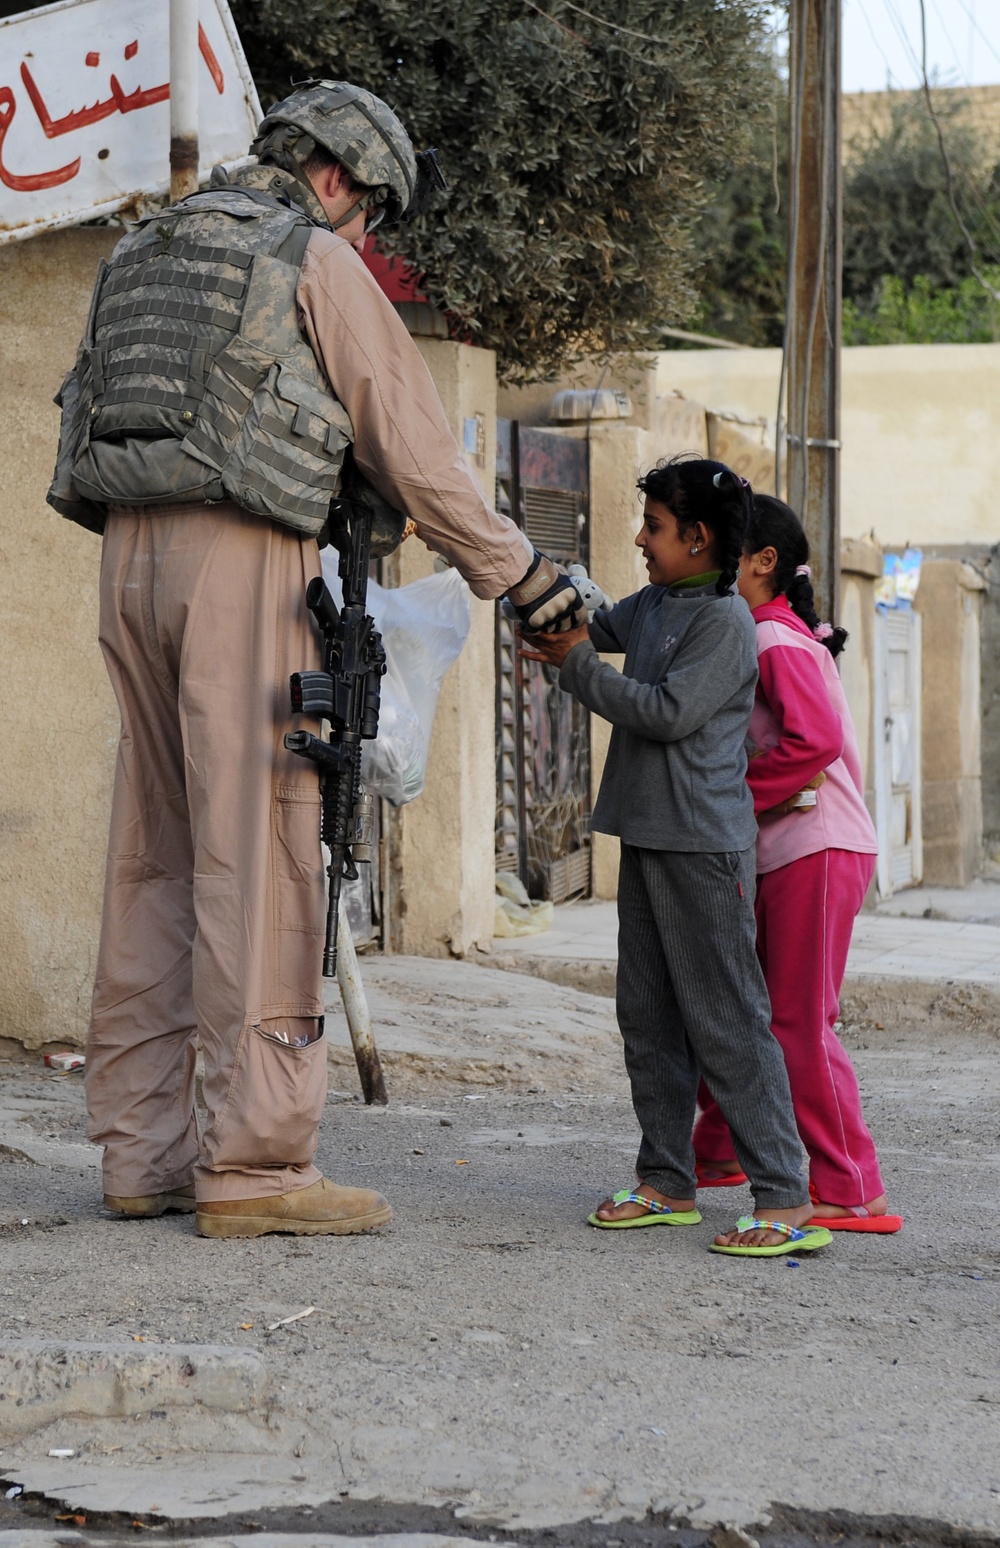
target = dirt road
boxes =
[1,959,998,1539]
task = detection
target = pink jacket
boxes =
[747,596,877,875]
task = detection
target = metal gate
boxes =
[873,606,923,896]
[495,421,592,902]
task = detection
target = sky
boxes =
[842,0,1000,92]
[769,1,1000,93]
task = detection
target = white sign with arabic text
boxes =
[0,0,262,241]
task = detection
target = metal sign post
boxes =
[169,0,200,202]
[0,0,261,242]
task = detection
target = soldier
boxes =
[48,81,583,1239]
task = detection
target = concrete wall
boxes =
[839,536,883,825]
[979,547,1000,867]
[0,229,118,1051]
[384,339,499,957]
[654,343,1000,549]
[586,424,650,899]
[914,561,986,886]
[0,229,503,1051]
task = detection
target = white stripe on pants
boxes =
[616,842,807,1208]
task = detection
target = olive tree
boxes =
[231,0,773,378]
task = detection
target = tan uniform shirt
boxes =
[298,230,531,601]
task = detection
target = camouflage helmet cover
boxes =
[251,81,417,224]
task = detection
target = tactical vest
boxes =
[48,173,353,539]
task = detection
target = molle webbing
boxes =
[80,187,354,535]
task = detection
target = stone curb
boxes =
[0,1340,267,1439]
[478,955,1000,1032]
[0,1535,506,1548]
[478,954,617,998]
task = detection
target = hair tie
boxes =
[795,564,811,578]
[711,469,751,490]
[813,621,834,640]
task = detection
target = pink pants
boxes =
[693,848,883,1206]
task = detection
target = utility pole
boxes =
[169,0,200,202]
[784,0,842,623]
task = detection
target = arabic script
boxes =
[0,26,225,194]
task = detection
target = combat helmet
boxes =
[251,81,418,229]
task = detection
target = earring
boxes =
[690,546,700,556]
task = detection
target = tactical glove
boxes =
[506,550,588,634]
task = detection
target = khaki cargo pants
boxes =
[87,503,328,1202]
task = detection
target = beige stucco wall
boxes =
[914,560,986,886]
[586,424,650,899]
[0,229,501,1051]
[0,228,118,1050]
[839,536,883,821]
[385,339,498,957]
[655,343,1000,549]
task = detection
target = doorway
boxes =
[495,421,592,903]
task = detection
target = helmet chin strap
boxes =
[331,186,385,232]
[332,199,366,231]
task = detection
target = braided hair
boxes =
[637,455,752,598]
[749,494,848,657]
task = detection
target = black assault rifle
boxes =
[284,492,387,1102]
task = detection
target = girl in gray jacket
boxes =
[523,456,830,1258]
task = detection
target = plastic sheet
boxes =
[494,870,554,938]
[319,556,472,806]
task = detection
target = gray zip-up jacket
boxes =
[559,579,759,853]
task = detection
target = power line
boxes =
[916,0,1000,299]
[928,0,970,85]
[880,0,925,82]
[543,0,678,47]
[855,0,1000,265]
[853,0,900,90]
[949,0,1000,74]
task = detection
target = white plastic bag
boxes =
[493,871,554,938]
[319,555,472,806]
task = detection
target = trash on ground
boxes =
[266,1306,317,1331]
[494,871,553,938]
[5,1486,23,1499]
[48,1448,75,1457]
[43,1052,85,1072]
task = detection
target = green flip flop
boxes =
[708,1213,833,1257]
[588,1188,702,1230]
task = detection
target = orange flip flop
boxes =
[806,1207,903,1233]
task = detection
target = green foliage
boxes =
[685,67,787,347]
[843,96,1000,307]
[229,0,772,379]
[843,271,1000,346]
[685,82,1000,348]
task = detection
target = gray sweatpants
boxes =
[616,843,808,1210]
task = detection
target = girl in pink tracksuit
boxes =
[694,495,903,1232]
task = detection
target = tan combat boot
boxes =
[196,1176,392,1239]
[104,1185,197,1217]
